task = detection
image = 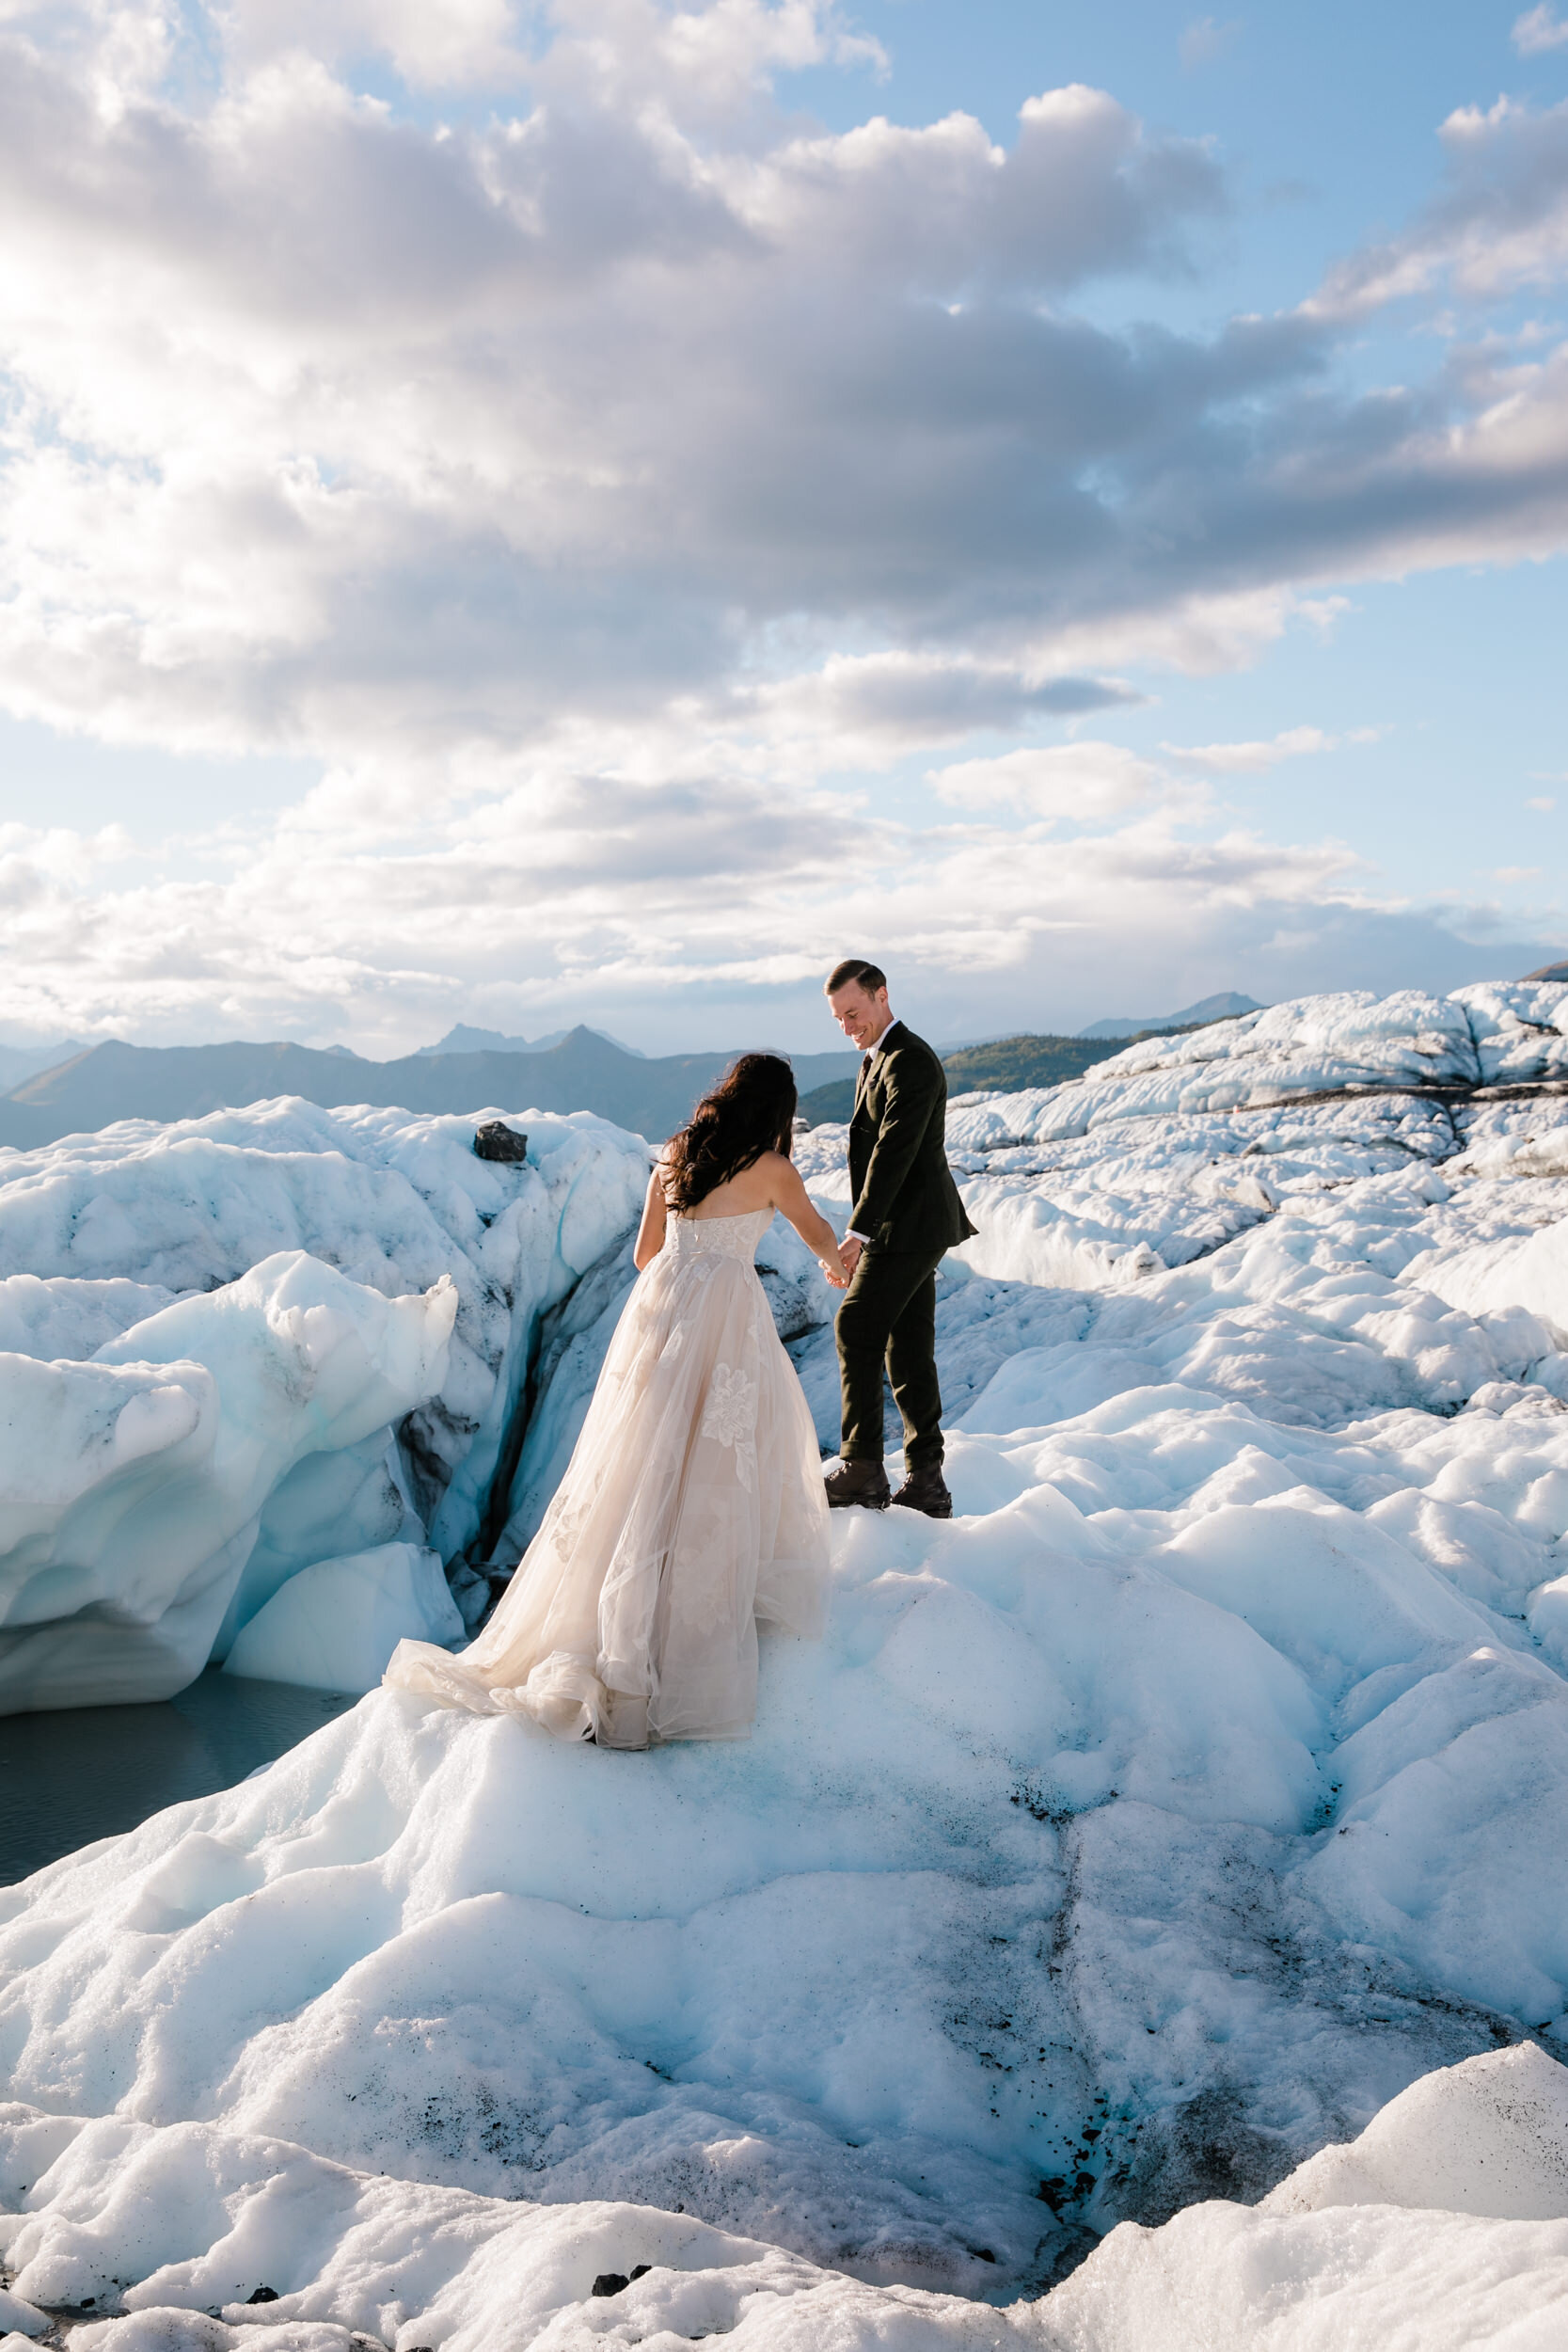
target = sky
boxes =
[1,1,1567,1057]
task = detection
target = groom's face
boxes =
[829,980,891,1049]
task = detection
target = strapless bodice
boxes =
[667,1208,773,1262]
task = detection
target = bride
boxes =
[385,1054,848,1749]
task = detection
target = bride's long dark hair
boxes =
[663,1053,798,1212]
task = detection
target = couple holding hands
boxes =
[388,957,975,1748]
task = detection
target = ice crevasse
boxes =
[0,1104,654,1708]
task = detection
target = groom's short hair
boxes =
[825,957,887,995]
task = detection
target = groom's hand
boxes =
[840,1235,863,1280]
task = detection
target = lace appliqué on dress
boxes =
[702,1362,758,1493]
[386,1202,829,1746]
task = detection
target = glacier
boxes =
[0,2043,1564,2350]
[0,1104,651,1707]
[0,1254,456,1712]
[4,984,1568,2337]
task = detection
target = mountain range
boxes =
[0,998,1264,1151]
[0,1036,89,1093]
[414,1023,648,1059]
[0,1028,863,1152]
[1076,991,1264,1041]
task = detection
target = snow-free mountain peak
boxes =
[418,1021,648,1057]
[1077,989,1266,1040]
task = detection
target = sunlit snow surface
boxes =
[7,987,1568,2340]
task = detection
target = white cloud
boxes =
[745,655,1143,763]
[1514,7,1568,56]
[928,741,1165,820]
[7,5,1564,785]
[1179,17,1242,71]
[0,17,1241,763]
[1161,725,1334,774]
[0,8,1564,1048]
[0,702,1555,1055]
[1309,95,1568,312]
[226,0,526,89]
[1528,793,1559,809]
[0,778,1346,1045]
[0,767,1549,1056]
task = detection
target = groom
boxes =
[822,958,977,1518]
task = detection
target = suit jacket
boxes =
[847,1024,978,1255]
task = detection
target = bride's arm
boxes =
[769,1158,849,1287]
[633,1165,670,1269]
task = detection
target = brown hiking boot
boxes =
[824,1458,891,1510]
[890,1467,953,1519]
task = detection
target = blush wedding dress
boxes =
[384,1208,830,1747]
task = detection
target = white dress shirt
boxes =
[847,1018,902,1246]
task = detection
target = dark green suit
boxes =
[836,1023,976,1470]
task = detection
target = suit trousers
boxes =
[835,1246,946,1470]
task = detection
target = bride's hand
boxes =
[820,1255,849,1289]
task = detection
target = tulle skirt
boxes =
[385,1213,830,1745]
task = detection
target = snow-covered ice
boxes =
[0,1254,455,1711]
[0,1104,649,1706]
[222,1545,463,1696]
[0,1458,1565,2305]
[0,2045,1565,2347]
[0,1098,650,1550]
[6,986,1568,2336]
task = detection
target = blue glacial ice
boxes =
[0,1104,651,1706]
[0,1251,454,1712]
